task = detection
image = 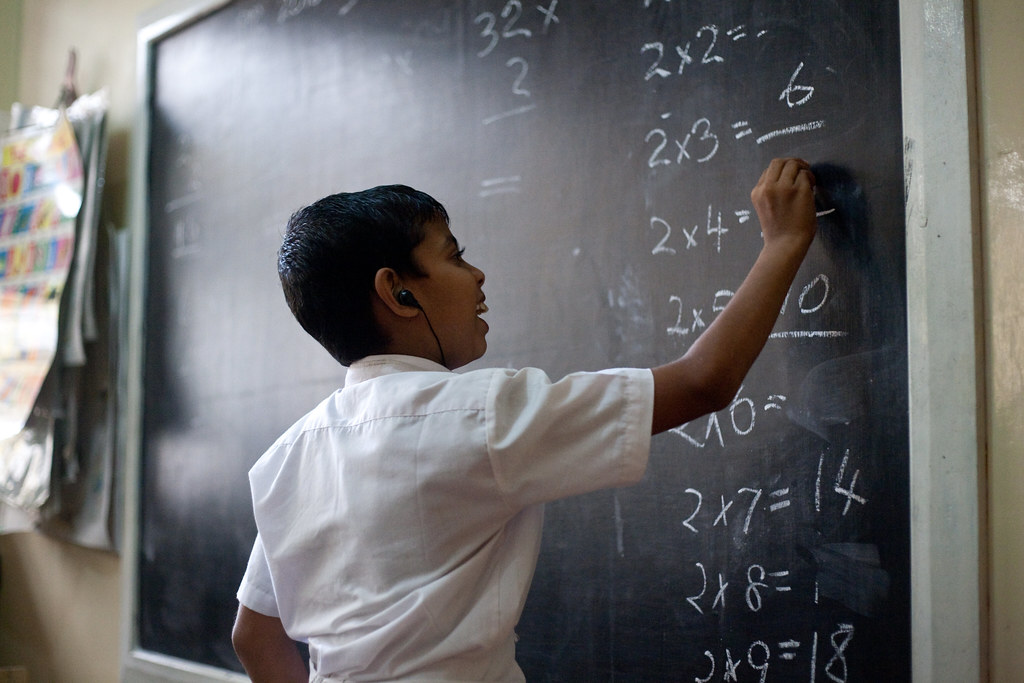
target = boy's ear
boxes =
[374,268,419,318]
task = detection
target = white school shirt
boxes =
[237,354,654,682]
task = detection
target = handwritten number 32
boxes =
[475,1,532,57]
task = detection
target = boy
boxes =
[233,158,818,682]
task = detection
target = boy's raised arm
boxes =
[650,157,818,435]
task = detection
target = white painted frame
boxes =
[120,6,243,683]
[900,0,984,681]
[121,0,984,680]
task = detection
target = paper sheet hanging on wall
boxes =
[0,112,84,440]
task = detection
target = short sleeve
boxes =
[236,533,280,618]
[485,366,654,507]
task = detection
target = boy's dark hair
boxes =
[277,185,449,365]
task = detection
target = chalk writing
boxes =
[680,485,766,535]
[172,217,202,259]
[694,639,771,683]
[817,450,869,516]
[482,103,537,125]
[648,204,739,256]
[473,0,559,57]
[691,624,855,682]
[646,114,828,170]
[666,274,846,348]
[745,564,792,612]
[482,56,537,124]
[684,481,802,540]
[780,62,815,107]
[135,2,907,678]
[479,176,522,197]
[536,0,559,33]
[641,23,768,80]
[823,624,855,682]
[509,3,876,677]
[646,115,720,167]
[277,0,321,23]
[756,120,826,145]
[475,0,561,196]
[665,288,730,339]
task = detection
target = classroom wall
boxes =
[0,1,22,107]
[0,0,1020,681]
[976,0,1024,676]
[0,1,162,681]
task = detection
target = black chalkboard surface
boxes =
[139,0,908,679]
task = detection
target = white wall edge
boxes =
[899,0,984,681]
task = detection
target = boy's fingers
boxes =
[778,158,811,184]
[762,157,787,182]
[754,158,815,198]
[797,167,816,188]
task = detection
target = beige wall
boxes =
[976,0,1024,678]
[0,1,160,681]
[0,1,22,107]
[0,0,1020,681]
[0,532,121,681]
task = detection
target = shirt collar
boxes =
[345,354,450,386]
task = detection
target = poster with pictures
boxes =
[0,113,83,441]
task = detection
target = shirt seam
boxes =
[276,407,487,448]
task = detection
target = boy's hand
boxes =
[750,157,817,251]
[650,157,819,434]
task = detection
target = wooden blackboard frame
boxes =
[118,0,983,680]
[121,7,246,683]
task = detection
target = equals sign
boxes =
[768,488,791,512]
[479,176,522,198]
[732,121,753,139]
[726,25,747,40]
[777,639,800,661]
[769,569,792,593]
[734,209,751,224]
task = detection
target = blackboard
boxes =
[135,0,909,679]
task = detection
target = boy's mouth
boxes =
[476,301,489,315]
